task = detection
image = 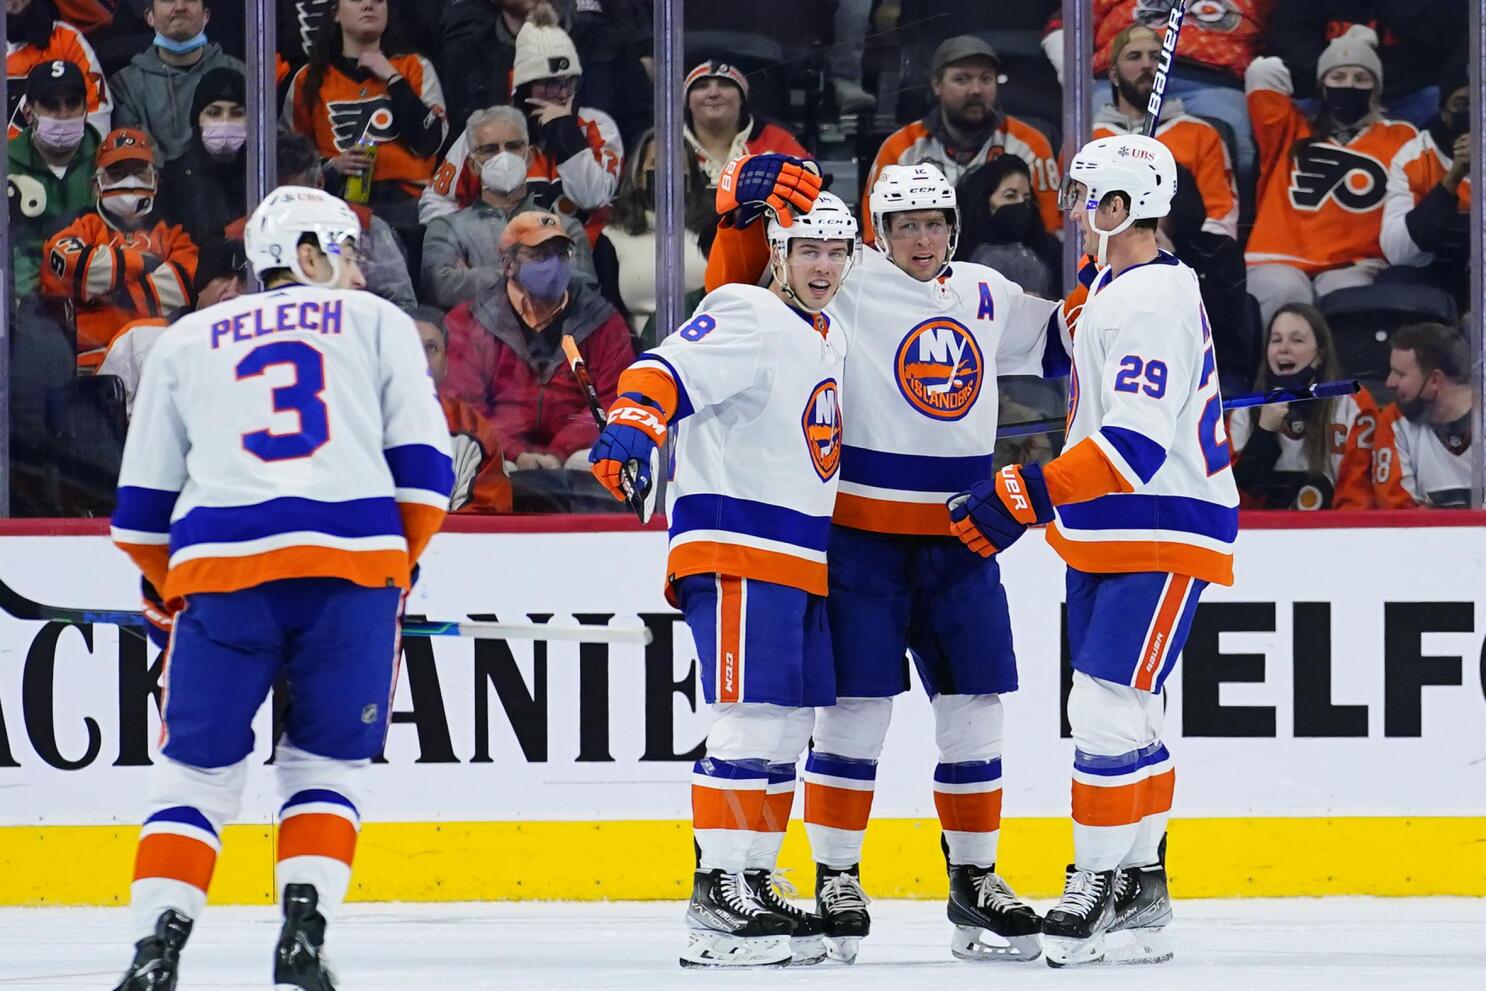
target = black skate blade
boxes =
[678,957,792,969]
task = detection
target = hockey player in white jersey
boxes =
[589,192,855,968]
[703,157,1060,964]
[948,134,1239,967]
[109,186,454,990]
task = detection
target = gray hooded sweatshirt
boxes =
[110,43,246,163]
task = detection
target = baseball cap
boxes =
[499,211,572,251]
[931,35,1001,75]
[26,60,86,104]
[684,60,751,99]
[1109,24,1160,64]
[96,128,157,170]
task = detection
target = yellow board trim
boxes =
[4,817,1483,906]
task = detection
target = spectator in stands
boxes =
[422,106,595,311]
[1370,322,1474,508]
[1093,23,1238,240]
[40,127,198,368]
[1269,1,1469,126]
[285,0,447,240]
[101,236,249,415]
[275,129,417,311]
[109,0,244,162]
[1229,303,1377,509]
[1160,162,1255,392]
[7,59,102,297]
[155,65,245,248]
[420,4,623,238]
[683,59,808,187]
[953,155,1061,299]
[864,35,1061,242]
[440,0,649,147]
[1243,27,1419,328]
[5,0,112,140]
[1381,55,1471,306]
[415,305,514,513]
[442,211,634,472]
[1043,0,1272,183]
[604,126,714,339]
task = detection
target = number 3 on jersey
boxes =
[236,340,330,461]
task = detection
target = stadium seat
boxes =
[1319,283,1459,386]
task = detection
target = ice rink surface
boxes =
[5,898,1483,991]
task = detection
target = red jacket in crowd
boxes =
[441,279,635,462]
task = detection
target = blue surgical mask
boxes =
[515,254,571,301]
[154,31,208,55]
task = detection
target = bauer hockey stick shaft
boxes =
[1144,1,1191,137]
[994,378,1361,440]
[0,577,653,644]
[560,335,653,523]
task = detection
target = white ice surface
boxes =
[4,898,1484,991]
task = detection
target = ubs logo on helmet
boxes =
[895,318,983,420]
[802,379,842,481]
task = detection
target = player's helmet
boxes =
[766,190,860,313]
[1060,134,1176,264]
[244,185,360,288]
[868,163,959,275]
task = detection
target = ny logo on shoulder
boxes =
[1288,144,1388,213]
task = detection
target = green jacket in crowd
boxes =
[7,125,102,298]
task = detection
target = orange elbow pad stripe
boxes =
[1044,437,1135,506]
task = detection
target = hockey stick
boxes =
[560,335,656,524]
[995,378,1361,440]
[1144,1,1191,137]
[0,576,653,644]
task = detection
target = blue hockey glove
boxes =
[947,463,1055,557]
[589,393,667,504]
[716,153,822,229]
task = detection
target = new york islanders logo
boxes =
[895,318,983,420]
[1288,145,1388,212]
[802,379,843,481]
[328,98,399,152]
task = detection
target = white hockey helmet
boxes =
[1060,134,1176,265]
[767,190,860,313]
[244,185,360,288]
[868,162,959,273]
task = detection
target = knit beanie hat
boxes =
[1316,25,1383,88]
[512,3,582,92]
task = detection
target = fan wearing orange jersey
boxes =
[1370,323,1474,509]
[862,35,1061,244]
[1243,26,1419,328]
[5,1,112,140]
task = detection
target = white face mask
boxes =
[201,120,247,158]
[481,151,528,196]
[33,114,86,154]
[98,174,156,225]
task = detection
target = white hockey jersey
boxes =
[111,286,454,601]
[1045,252,1239,586]
[630,284,846,596]
[830,249,1065,536]
[1370,404,1473,508]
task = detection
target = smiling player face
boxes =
[784,239,851,309]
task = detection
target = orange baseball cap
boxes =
[96,128,156,170]
[499,211,572,251]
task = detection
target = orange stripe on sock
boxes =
[1146,768,1176,816]
[277,813,358,867]
[692,784,766,831]
[803,782,875,831]
[759,789,795,834]
[1072,778,1146,827]
[934,789,1004,833]
[133,833,217,892]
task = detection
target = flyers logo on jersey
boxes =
[895,317,983,421]
[328,98,398,151]
[1288,145,1389,212]
[802,379,843,482]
